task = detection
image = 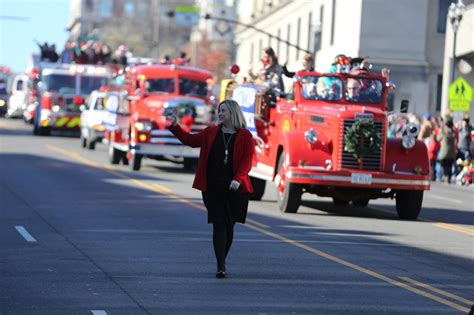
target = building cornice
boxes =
[235,0,294,35]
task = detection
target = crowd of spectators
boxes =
[388,111,473,185]
[37,40,129,66]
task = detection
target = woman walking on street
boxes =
[168,99,255,278]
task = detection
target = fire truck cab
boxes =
[104,65,214,171]
[32,62,111,136]
[224,70,430,220]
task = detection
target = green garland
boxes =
[344,120,381,160]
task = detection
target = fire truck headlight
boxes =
[304,129,318,144]
[402,135,416,149]
[40,110,51,121]
[0,100,5,107]
[52,105,60,112]
[135,120,152,132]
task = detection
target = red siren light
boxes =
[74,96,84,105]
[230,64,240,75]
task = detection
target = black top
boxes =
[206,128,236,192]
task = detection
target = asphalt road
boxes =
[1,117,473,314]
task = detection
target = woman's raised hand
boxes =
[166,113,177,128]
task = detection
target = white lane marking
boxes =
[14,226,37,242]
[91,311,107,315]
[430,195,462,204]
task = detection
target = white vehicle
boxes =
[80,90,107,150]
[7,74,28,118]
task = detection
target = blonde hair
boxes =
[218,99,247,129]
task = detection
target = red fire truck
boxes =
[223,70,430,220]
[104,65,215,171]
[32,62,112,135]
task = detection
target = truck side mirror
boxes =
[400,100,409,113]
[386,81,396,91]
[37,81,45,94]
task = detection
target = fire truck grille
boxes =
[149,125,207,145]
[341,120,383,171]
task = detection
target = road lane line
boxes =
[246,219,269,229]
[14,226,37,242]
[400,277,474,305]
[434,223,474,236]
[91,311,107,315]
[45,143,472,312]
[430,195,463,204]
[243,222,470,313]
[152,183,171,193]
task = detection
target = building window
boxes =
[436,74,443,111]
[124,1,135,16]
[250,43,254,63]
[317,5,324,51]
[258,38,262,60]
[296,17,301,60]
[307,12,312,51]
[99,0,113,18]
[277,28,281,57]
[387,93,395,112]
[330,0,336,45]
[438,0,451,33]
[286,23,291,62]
[85,0,93,12]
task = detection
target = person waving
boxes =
[168,99,255,278]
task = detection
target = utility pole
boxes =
[151,0,161,58]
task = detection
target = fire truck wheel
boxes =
[87,139,96,150]
[353,199,369,207]
[38,127,50,136]
[333,197,349,206]
[80,135,87,148]
[131,154,142,171]
[249,177,266,200]
[108,144,121,164]
[395,190,423,220]
[276,152,302,213]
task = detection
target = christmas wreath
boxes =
[344,120,381,160]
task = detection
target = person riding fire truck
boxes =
[104,64,215,171]
[221,60,430,220]
[31,59,112,136]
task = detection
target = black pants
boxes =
[212,222,235,271]
[440,159,454,183]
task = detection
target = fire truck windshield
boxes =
[301,76,342,101]
[345,78,383,104]
[179,79,208,98]
[80,76,109,95]
[0,78,7,94]
[43,74,75,94]
[146,78,175,93]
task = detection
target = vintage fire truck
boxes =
[223,69,430,220]
[32,62,112,135]
[104,65,215,171]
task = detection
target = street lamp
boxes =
[448,0,465,83]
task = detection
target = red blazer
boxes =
[170,124,255,193]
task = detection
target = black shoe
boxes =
[216,270,226,278]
